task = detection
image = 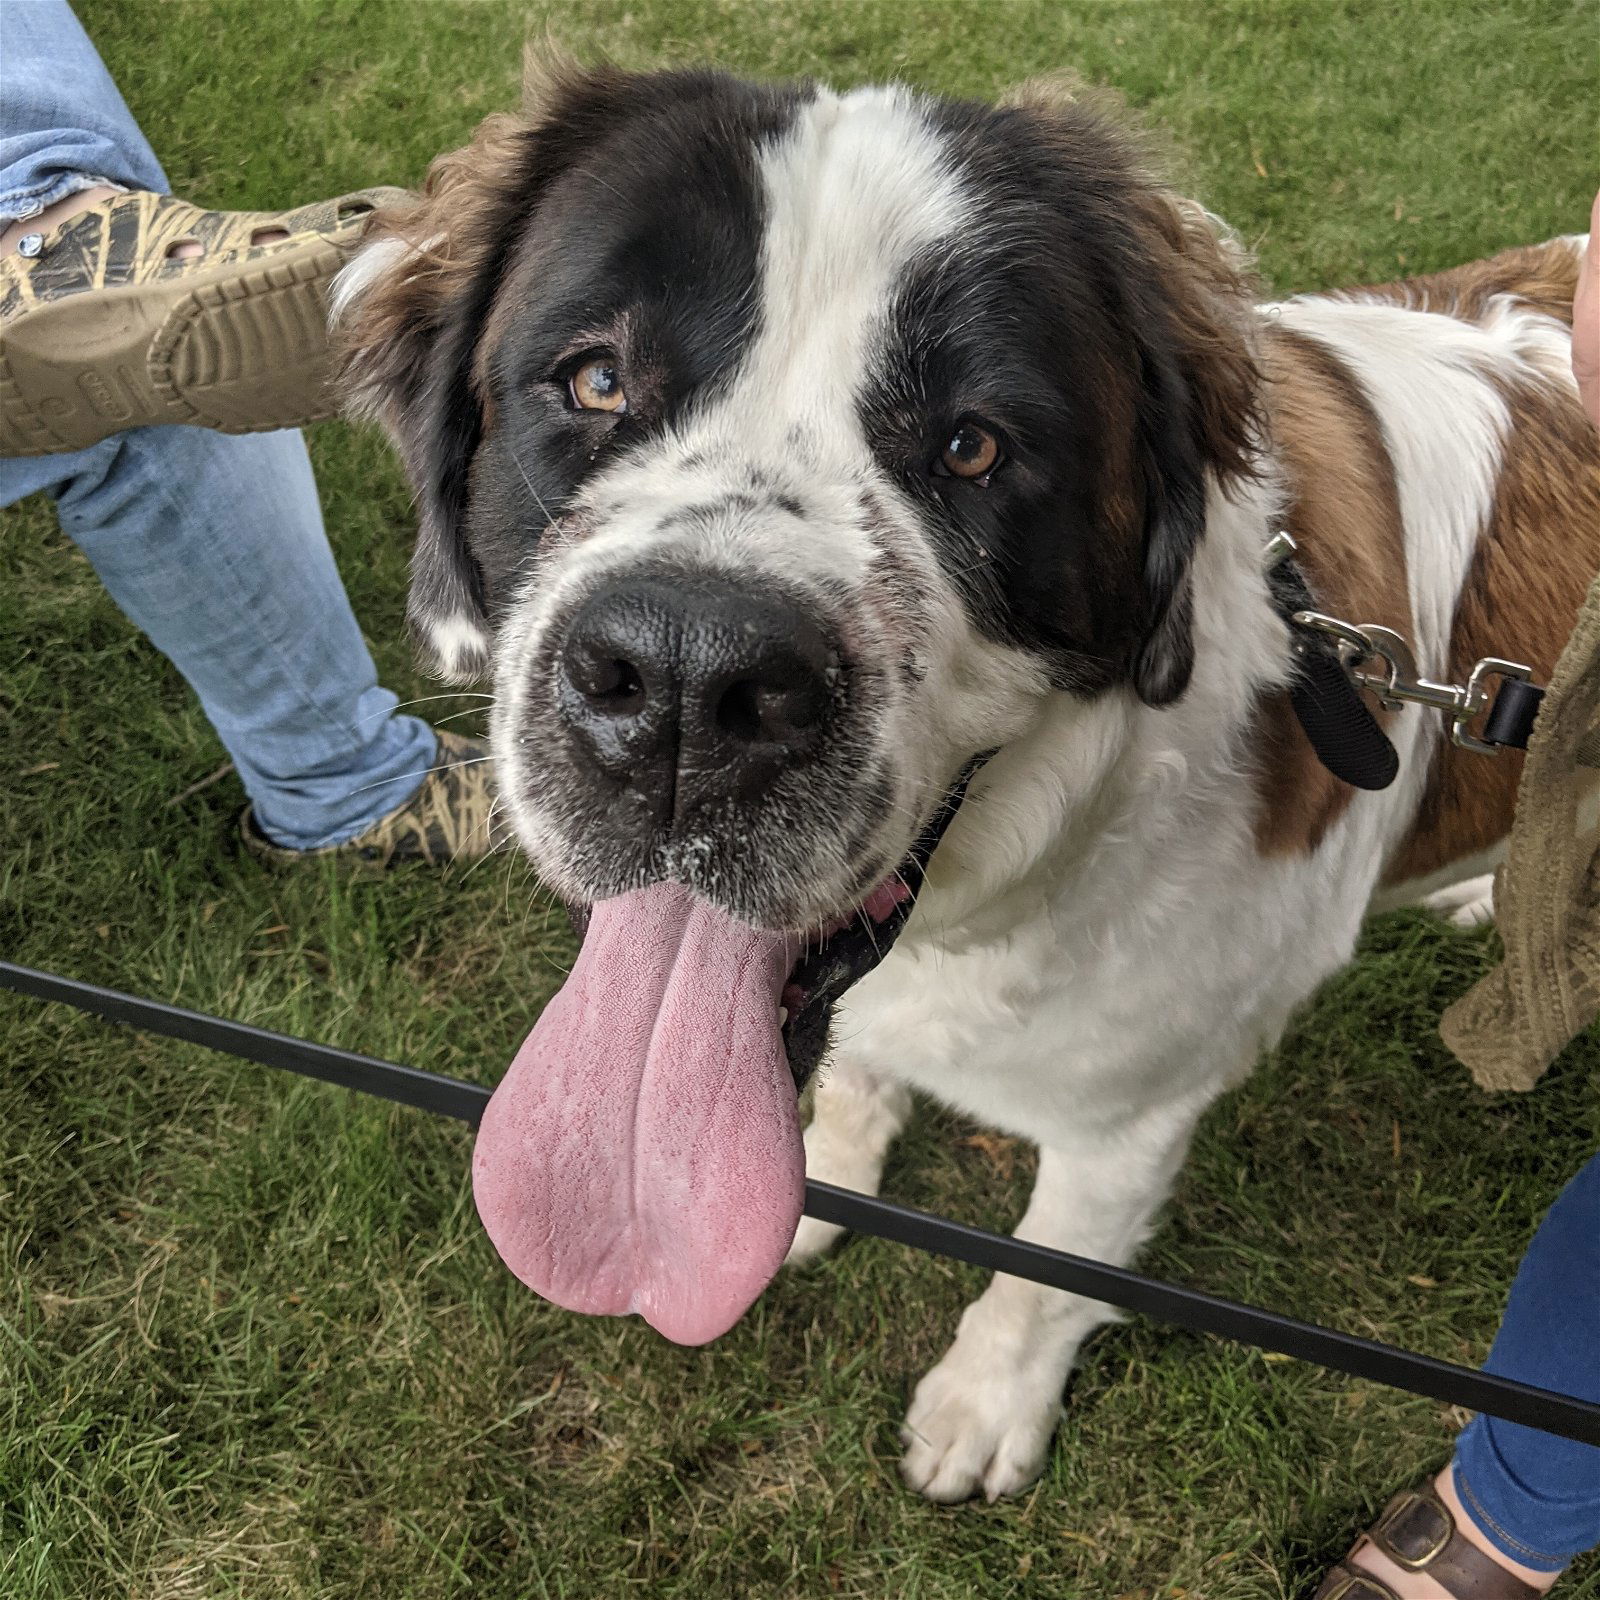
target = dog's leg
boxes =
[899,1103,1202,1502]
[784,1060,912,1265]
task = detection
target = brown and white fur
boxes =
[335,58,1600,1502]
[791,245,1600,1501]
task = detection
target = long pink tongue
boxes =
[471,882,804,1345]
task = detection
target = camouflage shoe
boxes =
[0,185,408,455]
[240,730,508,868]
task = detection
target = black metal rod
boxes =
[6,958,1597,1447]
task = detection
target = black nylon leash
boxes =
[6,957,1598,1448]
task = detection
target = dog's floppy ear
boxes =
[333,50,635,681]
[1004,78,1261,706]
[1122,189,1261,705]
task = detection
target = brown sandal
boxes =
[1315,1484,1543,1600]
[0,185,407,455]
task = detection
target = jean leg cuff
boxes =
[1453,1459,1578,1575]
[0,174,128,227]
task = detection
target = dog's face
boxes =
[339,62,1256,937]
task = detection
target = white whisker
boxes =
[511,447,557,526]
[343,755,493,801]
[358,691,495,726]
[429,705,493,730]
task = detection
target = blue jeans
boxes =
[1452,1149,1600,1571]
[0,1,435,849]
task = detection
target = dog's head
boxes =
[336,58,1258,1342]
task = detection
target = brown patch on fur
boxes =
[1129,189,1264,487]
[1252,326,1410,854]
[1382,365,1600,887]
[1007,74,1263,497]
[1004,76,1263,703]
[1334,237,1582,329]
[337,124,529,425]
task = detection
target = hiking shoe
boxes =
[0,185,407,455]
[240,731,507,868]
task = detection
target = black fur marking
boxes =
[651,492,768,540]
[417,70,813,630]
[855,94,1250,704]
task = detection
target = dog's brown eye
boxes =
[569,357,627,413]
[937,422,1002,481]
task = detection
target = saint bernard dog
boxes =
[334,55,1600,1503]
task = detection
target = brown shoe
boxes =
[240,731,506,868]
[1315,1483,1544,1600]
[0,185,406,455]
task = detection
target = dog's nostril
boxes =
[570,649,647,712]
[715,674,826,744]
[596,659,644,707]
[716,678,763,743]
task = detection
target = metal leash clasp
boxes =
[1290,610,1532,754]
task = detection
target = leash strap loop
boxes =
[1264,549,1401,790]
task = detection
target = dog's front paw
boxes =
[1422,871,1496,928]
[899,1341,1067,1502]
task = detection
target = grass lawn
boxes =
[4,1,1599,1595]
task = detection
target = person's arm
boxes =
[1573,191,1600,432]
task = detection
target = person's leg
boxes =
[0,3,443,849]
[25,425,438,849]
[0,1,166,228]
[1,4,401,459]
[1329,1152,1600,1599]
[1451,1151,1600,1572]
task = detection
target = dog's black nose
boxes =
[557,575,838,823]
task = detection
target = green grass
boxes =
[4,1,1599,1595]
